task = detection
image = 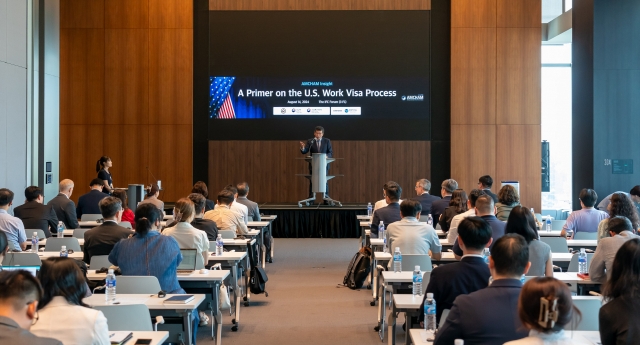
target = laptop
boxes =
[2,266,39,277]
[177,249,197,275]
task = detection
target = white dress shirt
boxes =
[373,198,404,215]
[447,208,476,243]
[30,296,110,345]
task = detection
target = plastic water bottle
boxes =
[59,245,68,257]
[545,217,551,232]
[216,234,224,256]
[57,221,64,238]
[31,232,39,253]
[424,293,436,332]
[105,269,117,304]
[367,202,372,217]
[578,248,588,274]
[483,248,490,264]
[382,233,388,253]
[412,265,422,295]
[393,247,402,273]
[427,214,433,226]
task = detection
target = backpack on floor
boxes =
[343,247,371,290]
[247,240,269,296]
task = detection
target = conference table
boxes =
[87,270,229,345]
[409,329,601,345]
[247,221,268,268]
[85,293,204,345]
[110,331,169,345]
[208,251,248,332]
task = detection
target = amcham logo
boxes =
[402,94,424,101]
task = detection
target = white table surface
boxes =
[207,251,248,262]
[260,215,277,220]
[31,238,85,247]
[357,215,371,220]
[567,239,598,247]
[539,230,563,237]
[111,331,169,345]
[221,238,256,246]
[373,251,573,263]
[381,271,414,283]
[38,251,83,259]
[409,329,601,345]
[85,293,205,310]
[553,272,598,285]
[87,269,229,282]
[247,221,269,227]
[393,293,424,309]
[245,229,261,237]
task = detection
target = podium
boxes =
[297,153,342,207]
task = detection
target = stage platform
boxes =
[259,203,367,238]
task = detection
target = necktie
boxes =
[317,139,320,151]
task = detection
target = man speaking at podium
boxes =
[299,126,333,199]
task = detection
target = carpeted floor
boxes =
[195,238,409,345]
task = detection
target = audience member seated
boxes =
[411,179,440,216]
[561,188,609,238]
[440,189,467,233]
[599,238,640,345]
[385,199,442,269]
[506,206,552,277]
[112,190,134,228]
[506,277,583,345]
[447,189,485,245]
[419,217,492,326]
[82,197,132,264]
[192,181,215,212]
[31,257,109,345]
[0,270,62,345]
[204,189,249,236]
[431,179,458,229]
[372,181,403,214]
[590,216,639,283]
[496,184,520,221]
[597,186,640,214]
[370,184,402,239]
[13,186,58,238]
[597,192,640,243]
[0,188,27,251]
[435,234,531,345]
[138,184,164,215]
[46,179,79,229]
[452,194,505,257]
[163,198,210,269]
[76,179,109,219]
[0,230,7,259]
[214,185,249,225]
[478,175,498,203]
[235,182,261,221]
[166,193,219,241]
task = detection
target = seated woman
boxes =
[30,257,110,345]
[138,184,165,215]
[599,238,640,345]
[505,206,553,277]
[162,198,210,269]
[192,181,215,212]
[597,192,640,243]
[112,190,135,229]
[505,277,582,345]
[439,189,467,233]
[496,184,520,221]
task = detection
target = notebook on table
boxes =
[163,295,195,304]
[177,249,197,275]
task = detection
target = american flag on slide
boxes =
[209,77,236,119]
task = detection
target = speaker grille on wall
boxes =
[542,140,550,192]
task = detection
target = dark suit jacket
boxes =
[420,256,490,324]
[13,201,58,238]
[205,199,215,212]
[47,193,79,229]
[236,197,261,221]
[0,316,62,345]
[434,279,527,345]
[452,214,507,256]
[431,196,451,228]
[599,295,640,345]
[82,221,133,263]
[412,193,440,216]
[165,217,219,241]
[300,137,333,157]
[370,202,402,236]
[483,189,499,203]
[76,189,109,218]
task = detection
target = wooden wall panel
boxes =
[451,28,497,125]
[209,0,430,11]
[105,29,149,125]
[497,0,541,28]
[148,125,193,203]
[451,0,496,27]
[105,0,149,29]
[496,28,541,125]
[150,0,193,28]
[149,29,193,125]
[60,0,104,29]
[450,125,497,195]
[60,29,105,125]
[60,125,104,204]
[496,125,541,209]
[104,125,150,193]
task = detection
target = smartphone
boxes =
[134,339,152,345]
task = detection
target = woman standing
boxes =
[96,156,113,194]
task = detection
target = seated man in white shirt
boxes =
[446,189,485,244]
[214,185,249,225]
[204,189,249,236]
[385,199,442,269]
[0,189,27,251]
[373,181,403,214]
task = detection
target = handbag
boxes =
[219,283,231,310]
